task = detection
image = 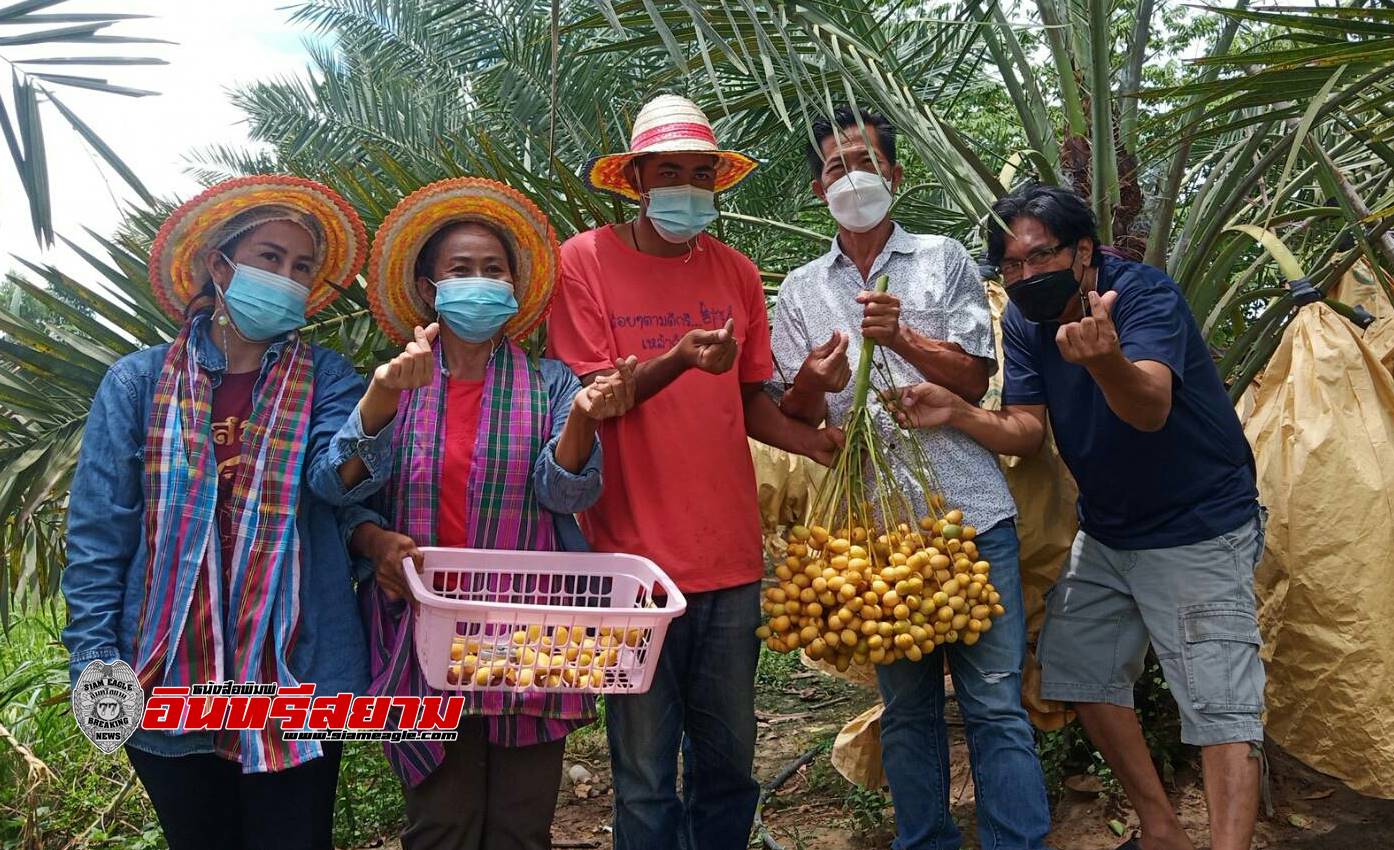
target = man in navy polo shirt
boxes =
[892,185,1265,850]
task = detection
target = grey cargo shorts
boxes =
[1038,510,1268,746]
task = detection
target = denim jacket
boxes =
[61,313,393,758]
[337,356,603,567]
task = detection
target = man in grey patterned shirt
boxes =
[768,106,1051,850]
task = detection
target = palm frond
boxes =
[0,0,165,243]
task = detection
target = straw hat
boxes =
[367,177,560,346]
[148,175,367,321]
[584,94,758,201]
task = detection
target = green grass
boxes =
[0,613,422,850]
[756,644,804,690]
[844,785,893,834]
[333,745,405,848]
[0,614,162,850]
[565,694,608,765]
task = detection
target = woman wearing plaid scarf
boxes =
[337,178,636,850]
[60,176,428,850]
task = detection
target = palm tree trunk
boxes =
[1118,0,1155,153]
[1087,0,1118,241]
[1034,0,1087,137]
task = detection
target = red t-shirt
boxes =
[437,378,486,547]
[546,225,773,593]
[212,370,258,579]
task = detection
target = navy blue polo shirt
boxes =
[1001,255,1258,550]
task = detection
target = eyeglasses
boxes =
[1000,242,1071,280]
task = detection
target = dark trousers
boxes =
[401,717,567,850]
[606,581,762,850]
[126,743,342,850]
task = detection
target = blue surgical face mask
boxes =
[434,277,518,343]
[643,184,718,243]
[218,255,309,341]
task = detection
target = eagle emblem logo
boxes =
[72,660,143,754]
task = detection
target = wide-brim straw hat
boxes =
[148,175,367,321]
[367,177,560,346]
[584,94,758,201]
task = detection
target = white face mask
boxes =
[825,169,893,233]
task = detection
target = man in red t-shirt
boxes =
[549,95,841,849]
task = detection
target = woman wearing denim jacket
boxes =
[60,176,426,850]
[337,178,637,850]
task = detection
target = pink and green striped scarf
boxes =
[364,340,592,786]
[134,322,317,774]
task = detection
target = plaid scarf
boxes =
[365,340,596,786]
[134,322,318,773]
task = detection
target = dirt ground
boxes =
[358,665,1394,849]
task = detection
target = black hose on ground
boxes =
[753,745,824,850]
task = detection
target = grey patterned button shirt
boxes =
[769,223,1018,531]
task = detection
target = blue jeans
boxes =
[607,580,761,850]
[876,521,1052,850]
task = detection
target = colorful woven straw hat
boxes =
[584,94,758,201]
[148,175,367,321]
[367,177,560,346]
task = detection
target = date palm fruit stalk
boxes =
[757,274,1005,668]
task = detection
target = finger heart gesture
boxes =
[1055,290,1120,367]
[688,318,739,375]
[373,323,440,391]
[576,356,639,421]
[798,331,851,393]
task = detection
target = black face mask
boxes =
[1007,267,1086,323]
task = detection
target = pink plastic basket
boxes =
[403,547,686,694]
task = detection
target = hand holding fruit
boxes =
[796,331,851,394]
[677,318,739,375]
[1056,290,1120,367]
[373,323,440,392]
[575,356,639,421]
[886,381,964,429]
